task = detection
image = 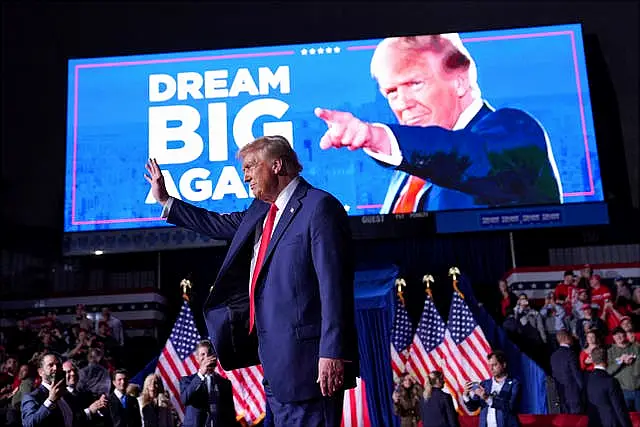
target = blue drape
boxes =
[353,266,400,427]
[131,355,159,386]
[457,275,548,414]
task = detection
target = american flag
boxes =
[155,300,267,425]
[405,293,462,408]
[390,294,414,381]
[442,290,492,414]
[341,378,371,427]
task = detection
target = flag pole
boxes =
[509,232,517,268]
[422,274,434,299]
[395,278,407,306]
[448,267,462,297]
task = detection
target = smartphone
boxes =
[54,369,66,385]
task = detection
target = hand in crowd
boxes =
[88,394,109,414]
[197,355,217,376]
[48,378,66,402]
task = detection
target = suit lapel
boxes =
[261,179,309,266]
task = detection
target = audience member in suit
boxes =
[21,353,94,427]
[62,360,109,426]
[137,373,175,427]
[419,371,459,427]
[586,347,631,427]
[179,340,237,427]
[463,350,521,427]
[550,330,584,414]
[107,369,141,427]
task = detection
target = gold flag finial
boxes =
[422,274,434,297]
[448,267,461,281]
[395,278,407,306]
[180,278,192,301]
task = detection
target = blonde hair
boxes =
[238,135,302,176]
[141,374,171,408]
[370,34,481,99]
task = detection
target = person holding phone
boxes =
[179,340,237,427]
[21,353,73,427]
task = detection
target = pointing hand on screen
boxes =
[144,158,170,206]
[314,108,392,155]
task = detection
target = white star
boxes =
[317,48,324,54]
[309,48,316,55]
[325,47,333,54]
[301,48,308,55]
[334,46,341,53]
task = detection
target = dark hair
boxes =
[591,347,607,365]
[63,359,79,375]
[196,339,214,354]
[612,326,626,336]
[556,329,572,343]
[488,350,507,365]
[112,368,129,382]
[39,353,59,369]
[564,270,574,277]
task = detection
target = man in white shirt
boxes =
[95,307,124,346]
[314,34,562,213]
[462,350,521,427]
[61,360,108,422]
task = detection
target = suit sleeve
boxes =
[569,351,584,391]
[385,108,561,205]
[310,195,356,360]
[21,394,53,427]
[443,392,460,427]
[490,379,520,414]
[166,198,246,241]
[131,397,142,427]
[180,375,204,406]
[610,378,632,427]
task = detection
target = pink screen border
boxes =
[71,30,595,226]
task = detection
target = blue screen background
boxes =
[65,23,602,232]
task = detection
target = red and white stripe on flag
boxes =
[341,377,371,427]
[216,364,266,425]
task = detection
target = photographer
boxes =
[392,373,423,427]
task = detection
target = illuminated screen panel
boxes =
[65,23,603,233]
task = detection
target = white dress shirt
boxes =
[41,381,74,426]
[462,376,507,427]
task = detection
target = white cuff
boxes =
[161,197,175,219]
[462,394,471,403]
[363,123,403,166]
[44,399,55,409]
[197,372,205,381]
[84,408,91,418]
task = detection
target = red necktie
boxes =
[392,176,426,213]
[249,203,278,333]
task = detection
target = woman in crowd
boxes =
[579,329,600,371]
[393,373,423,427]
[139,373,175,427]
[419,371,459,427]
[498,280,517,322]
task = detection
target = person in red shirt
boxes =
[498,279,517,321]
[580,329,601,371]
[590,274,612,312]
[555,270,577,316]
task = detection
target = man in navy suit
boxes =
[462,350,520,427]
[550,329,584,414]
[145,135,359,426]
[21,353,106,427]
[179,340,237,427]
[315,34,562,213]
[586,347,631,427]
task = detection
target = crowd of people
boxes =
[0,305,181,426]
[392,265,638,427]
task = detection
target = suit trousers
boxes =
[264,382,344,427]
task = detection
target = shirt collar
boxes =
[114,389,125,399]
[274,176,300,212]
[41,381,52,391]
[453,98,484,131]
[66,386,76,394]
[560,344,571,348]
[594,365,607,371]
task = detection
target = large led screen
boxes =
[65,23,603,232]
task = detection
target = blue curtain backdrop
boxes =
[131,355,158,386]
[457,275,548,414]
[353,266,401,427]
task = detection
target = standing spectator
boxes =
[620,317,640,342]
[78,348,111,398]
[586,347,632,427]
[577,265,593,296]
[419,371,459,427]
[393,373,423,427]
[540,292,566,353]
[73,305,93,332]
[607,327,640,411]
[514,294,547,346]
[576,304,607,348]
[550,330,584,414]
[555,271,577,315]
[107,369,142,427]
[96,307,124,347]
[497,280,517,322]
[580,329,601,372]
[463,350,521,427]
[590,275,612,312]
[138,373,175,427]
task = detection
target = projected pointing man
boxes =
[315,34,563,213]
[145,135,359,426]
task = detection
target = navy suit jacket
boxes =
[180,373,237,427]
[106,392,141,427]
[379,103,562,213]
[586,369,631,427]
[550,346,584,412]
[463,377,521,427]
[167,178,359,403]
[21,385,92,427]
[419,388,460,427]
